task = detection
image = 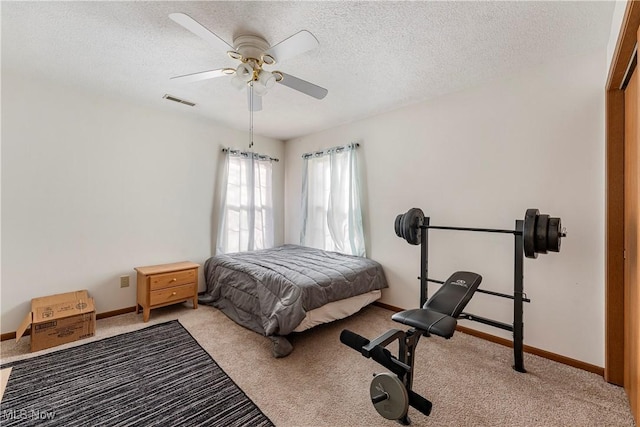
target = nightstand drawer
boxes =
[150,283,195,306]
[149,269,196,290]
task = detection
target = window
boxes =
[300,144,365,256]
[217,151,274,254]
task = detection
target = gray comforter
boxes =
[202,245,388,338]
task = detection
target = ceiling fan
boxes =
[169,13,328,111]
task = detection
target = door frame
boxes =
[606,0,640,385]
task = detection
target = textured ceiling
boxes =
[2,1,614,141]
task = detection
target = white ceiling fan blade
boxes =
[247,88,263,111]
[265,30,319,63]
[276,72,328,100]
[170,69,231,83]
[169,13,233,52]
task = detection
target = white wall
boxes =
[1,71,285,334]
[285,48,607,366]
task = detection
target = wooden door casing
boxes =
[606,0,640,395]
[624,46,639,420]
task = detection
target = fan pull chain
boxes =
[249,82,254,149]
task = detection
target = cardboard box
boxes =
[16,290,96,352]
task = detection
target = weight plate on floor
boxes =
[523,209,539,259]
[370,373,409,421]
[547,217,562,252]
[535,214,549,254]
[395,214,403,239]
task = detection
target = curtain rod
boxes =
[301,142,360,159]
[222,148,279,162]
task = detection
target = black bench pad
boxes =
[391,271,482,339]
[391,309,458,338]
[423,271,483,317]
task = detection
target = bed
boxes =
[200,244,388,357]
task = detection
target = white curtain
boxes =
[300,144,365,256]
[217,150,274,254]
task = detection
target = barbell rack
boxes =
[417,216,528,372]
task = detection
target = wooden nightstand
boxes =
[135,261,199,322]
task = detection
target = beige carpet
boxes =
[1,304,635,426]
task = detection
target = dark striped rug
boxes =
[0,320,273,427]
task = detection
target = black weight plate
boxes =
[555,218,562,252]
[395,214,403,238]
[547,217,562,252]
[523,209,539,259]
[406,214,417,245]
[414,209,424,244]
[400,210,409,243]
[370,373,409,421]
[412,208,425,245]
[400,211,410,242]
[535,214,549,254]
[404,208,423,245]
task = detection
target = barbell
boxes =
[394,208,566,259]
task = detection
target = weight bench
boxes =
[341,271,482,425]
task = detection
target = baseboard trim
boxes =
[455,325,604,376]
[372,301,604,376]
[1,306,138,342]
[0,332,17,341]
[95,306,137,320]
[373,301,402,313]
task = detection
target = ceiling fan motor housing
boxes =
[232,35,270,64]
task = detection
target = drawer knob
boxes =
[172,278,177,282]
[172,292,177,296]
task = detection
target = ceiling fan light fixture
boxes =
[231,63,254,90]
[227,50,243,60]
[272,71,284,83]
[222,68,236,75]
[258,71,276,89]
[237,63,254,80]
[253,71,276,96]
[230,63,252,90]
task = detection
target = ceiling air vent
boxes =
[163,94,196,107]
